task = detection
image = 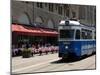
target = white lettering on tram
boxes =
[81,44,94,50]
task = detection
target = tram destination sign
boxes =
[59,25,71,29]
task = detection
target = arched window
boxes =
[47,20,54,28]
[17,13,30,25]
[35,17,43,23]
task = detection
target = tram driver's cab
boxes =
[58,20,81,40]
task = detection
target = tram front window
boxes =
[60,30,74,39]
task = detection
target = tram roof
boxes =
[59,20,95,30]
[59,20,80,26]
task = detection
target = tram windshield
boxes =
[59,29,74,39]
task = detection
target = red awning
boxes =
[12,24,58,37]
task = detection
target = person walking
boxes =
[44,46,48,55]
[31,45,36,56]
[38,45,42,56]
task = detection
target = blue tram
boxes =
[58,20,96,59]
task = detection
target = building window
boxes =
[72,12,76,18]
[37,3,43,8]
[25,2,29,4]
[40,3,43,8]
[49,4,53,12]
[79,6,85,19]
[45,3,47,7]
[63,5,69,17]
[56,4,58,10]
[58,6,62,15]
[37,3,40,7]
[66,9,69,17]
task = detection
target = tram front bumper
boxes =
[59,52,68,58]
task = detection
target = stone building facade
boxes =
[12,1,96,29]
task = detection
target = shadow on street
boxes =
[51,53,96,64]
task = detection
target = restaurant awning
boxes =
[12,24,58,37]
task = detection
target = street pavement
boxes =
[12,53,96,74]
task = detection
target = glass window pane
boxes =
[60,29,74,39]
[75,30,80,39]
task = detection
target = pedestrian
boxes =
[31,46,35,56]
[14,48,18,56]
[55,46,59,53]
[48,46,51,53]
[51,45,54,54]
[18,48,22,56]
[38,46,42,56]
[44,46,48,55]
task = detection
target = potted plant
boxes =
[22,48,32,58]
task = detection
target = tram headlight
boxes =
[65,46,68,49]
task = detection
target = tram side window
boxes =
[87,31,92,39]
[82,32,86,39]
[81,29,92,39]
[75,30,80,39]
